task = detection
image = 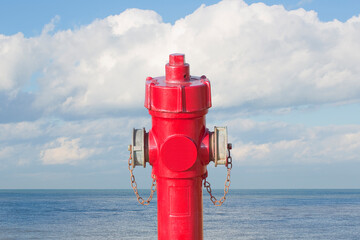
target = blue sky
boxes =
[0,0,360,189]
[2,0,360,36]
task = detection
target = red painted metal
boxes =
[145,53,212,240]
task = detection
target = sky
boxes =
[0,0,360,189]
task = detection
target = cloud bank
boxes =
[0,0,359,188]
[1,0,360,120]
[40,137,95,165]
[228,119,360,165]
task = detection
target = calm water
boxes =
[0,189,360,239]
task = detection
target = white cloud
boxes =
[0,146,13,159]
[40,137,95,165]
[1,0,360,118]
[0,33,38,93]
[231,119,360,165]
[41,15,60,35]
[0,116,148,167]
[0,143,36,168]
[0,121,44,141]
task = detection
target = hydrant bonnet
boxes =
[145,54,212,113]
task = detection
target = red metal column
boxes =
[145,54,212,240]
[157,177,203,239]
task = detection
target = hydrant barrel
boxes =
[146,54,211,240]
[150,112,208,239]
[129,53,231,239]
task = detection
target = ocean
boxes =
[0,189,359,239]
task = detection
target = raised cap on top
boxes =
[166,53,190,82]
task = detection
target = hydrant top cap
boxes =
[166,53,190,82]
[169,53,185,66]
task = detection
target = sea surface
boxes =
[0,189,359,239]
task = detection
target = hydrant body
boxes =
[146,54,211,239]
[130,54,231,240]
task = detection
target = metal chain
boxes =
[128,145,156,205]
[203,147,232,206]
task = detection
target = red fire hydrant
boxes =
[128,53,232,240]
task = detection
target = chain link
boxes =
[203,148,232,206]
[128,145,156,205]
